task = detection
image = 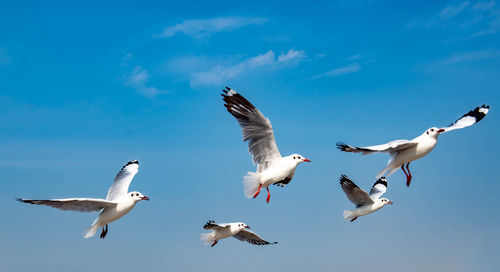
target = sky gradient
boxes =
[1,1,499,271]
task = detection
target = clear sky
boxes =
[1,1,499,271]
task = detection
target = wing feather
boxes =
[17,198,116,212]
[368,177,387,200]
[441,105,490,133]
[233,229,277,245]
[106,160,139,201]
[337,140,417,155]
[339,175,374,207]
[222,87,281,169]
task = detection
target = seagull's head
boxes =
[289,154,311,165]
[129,191,150,202]
[235,222,251,230]
[425,127,445,138]
[380,198,393,206]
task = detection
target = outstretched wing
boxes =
[106,160,139,201]
[203,220,229,231]
[339,175,373,207]
[368,177,387,200]
[233,229,277,245]
[17,198,117,212]
[222,87,281,170]
[441,105,490,133]
[337,140,417,155]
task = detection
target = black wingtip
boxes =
[121,160,139,170]
[374,177,388,187]
[339,174,350,184]
[203,220,216,229]
[336,142,349,151]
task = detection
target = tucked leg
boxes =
[211,240,218,247]
[405,163,412,187]
[266,187,271,204]
[253,184,262,199]
[350,217,358,222]
[100,224,108,239]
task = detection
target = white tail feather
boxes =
[243,172,261,198]
[200,233,214,245]
[343,210,356,220]
[84,223,99,238]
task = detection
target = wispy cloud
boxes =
[0,46,10,66]
[440,49,500,64]
[189,49,306,86]
[121,53,167,97]
[155,16,267,39]
[408,1,500,38]
[309,63,361,80]
[124,66,168,97]
[439,1,470,21]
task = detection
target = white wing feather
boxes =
[106,160,139,201]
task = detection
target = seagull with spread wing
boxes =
[201,220,277,247]
[337,105,490,186]
[17,160,149,239]
[222,87,311,203]
[340,175,392,222]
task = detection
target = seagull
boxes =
[201,220,277,247]
[337,105,490,186]
[340,175,392,222]
[17,160,149,239]
[222,87,311,203]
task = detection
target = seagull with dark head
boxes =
[340,175,392,222]
[222,87,311,203]
[337,105,490,187]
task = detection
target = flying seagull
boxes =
[340,175,392,222]
[337,105,490,186]
[222,87,311,203]
[17,160,149,239]
[201,220,277,247]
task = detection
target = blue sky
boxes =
[0,0,499,271]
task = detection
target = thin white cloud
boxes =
[124,65,168,97]
[189,49,306,86]
[309,63,361,80]
[440,49,500,64]
[0,47,10,66]
[439,1,470,20]
[155,16,267,38]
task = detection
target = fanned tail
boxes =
[243,172,261,198]
[200,232,214,245]
[84,219,99,239]
[343,210,356,220]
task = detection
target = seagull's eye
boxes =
[293,156,296,159]
[431,129,434,132]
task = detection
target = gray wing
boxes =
[368,177,388,200]
[17,198,117,212]
[337,139,418,155]
[339,175,374,207]
[233,229,277,245]
[441,105,490,133]
[203,220,229,231]
[222,87,281,170]
[106,160,139,201]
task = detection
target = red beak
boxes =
[141,196,150,201]
[303,158,311,162]
[388,201,393,205]
[437,129,445,133]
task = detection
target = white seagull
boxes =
[201,220,277,247]
[337,104,490,186]
[222,87,311,203]
[17,160,149,239]
[340,175,392,222]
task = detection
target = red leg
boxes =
[350,217,358,222]
[405,163,412,187]
[266,187,271,204]
[211,240,218,247]
[401,164,410,185]
[253,184,262,199]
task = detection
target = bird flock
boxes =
[16,87,490,247]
